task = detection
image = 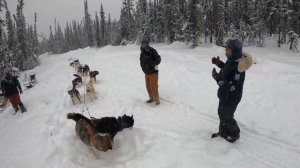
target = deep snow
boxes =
[0,42,300,168]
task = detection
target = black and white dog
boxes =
[67,113,134,140]
[77,64,90,76]
[72,74,82,88]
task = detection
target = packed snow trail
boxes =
[0,43,299,168]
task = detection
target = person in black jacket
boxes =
[1,71,26,113]
[211,39,253,143]
[140,39,161,105]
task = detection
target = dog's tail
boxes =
[67,113,87,122]
[67,113,96,127]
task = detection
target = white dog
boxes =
[86,79,97,101]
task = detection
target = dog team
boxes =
[67,58,134,155]
[67,58,99,104]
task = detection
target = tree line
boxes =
[46,0,300,53]
[0,0,299,75]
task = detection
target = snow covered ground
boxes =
[0,42,300,168]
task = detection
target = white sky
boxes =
[6,0,123,37]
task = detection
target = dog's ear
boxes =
[131,115,133,118]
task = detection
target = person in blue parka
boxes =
[211,39,253,143]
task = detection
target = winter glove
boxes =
[212,68,220,81]
[212,56,225,68]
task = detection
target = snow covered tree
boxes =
[84,0,93,47]
[184,0,200,47]
[94,12,101,47]
[33,12,39,55]
[269,1,290,47]
[64,22,73,51]
[249,0,267,46]
[135,0,149,42]
[4,0,17,58]
[164,0,177,43]
[175,0,187,41]
[155,0,165,43]
[15,0,27,69]
[289,0,300,35]
[48,26,54,53]
[214,0,226,45]
[106,13,112,45]
[100,4,106,46]
[119,0,135,42]
[0,0,7,78]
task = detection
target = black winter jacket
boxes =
[140,47,161,74]
[214,55,245,104]
[1,76,22,97]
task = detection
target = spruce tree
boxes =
[100,4,106,46]
[119,0,135,42]
[164,0,177,43]
[0,0,7,78]
[184,0,200,47]
[33,12,39,55]
[84,0,93,47]
[4,0,17,53]
[107,13,112,45]
[156,0,165,43]
[48,26,54,53]
[15,0,27,69]
[95,12,101,47]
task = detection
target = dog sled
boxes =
[0,93,9,113]
[68,57,80,68]
[23,72,38,88]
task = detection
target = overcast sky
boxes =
[6,0,122,37]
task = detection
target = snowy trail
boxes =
[0,43,300,168]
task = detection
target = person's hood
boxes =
[236,52,253,73]
[222,39,243,55]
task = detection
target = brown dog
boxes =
[86,79,97,101]
[67,113,113,152]
[68,87,81,105]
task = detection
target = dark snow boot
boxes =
[19,105,27,113]
[12,107,19,115]
[224,134,240,143]
[146,99,154,103]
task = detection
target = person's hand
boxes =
[212,68,219,80]
[212,56,220,65]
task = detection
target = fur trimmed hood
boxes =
[237,52,253,73]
